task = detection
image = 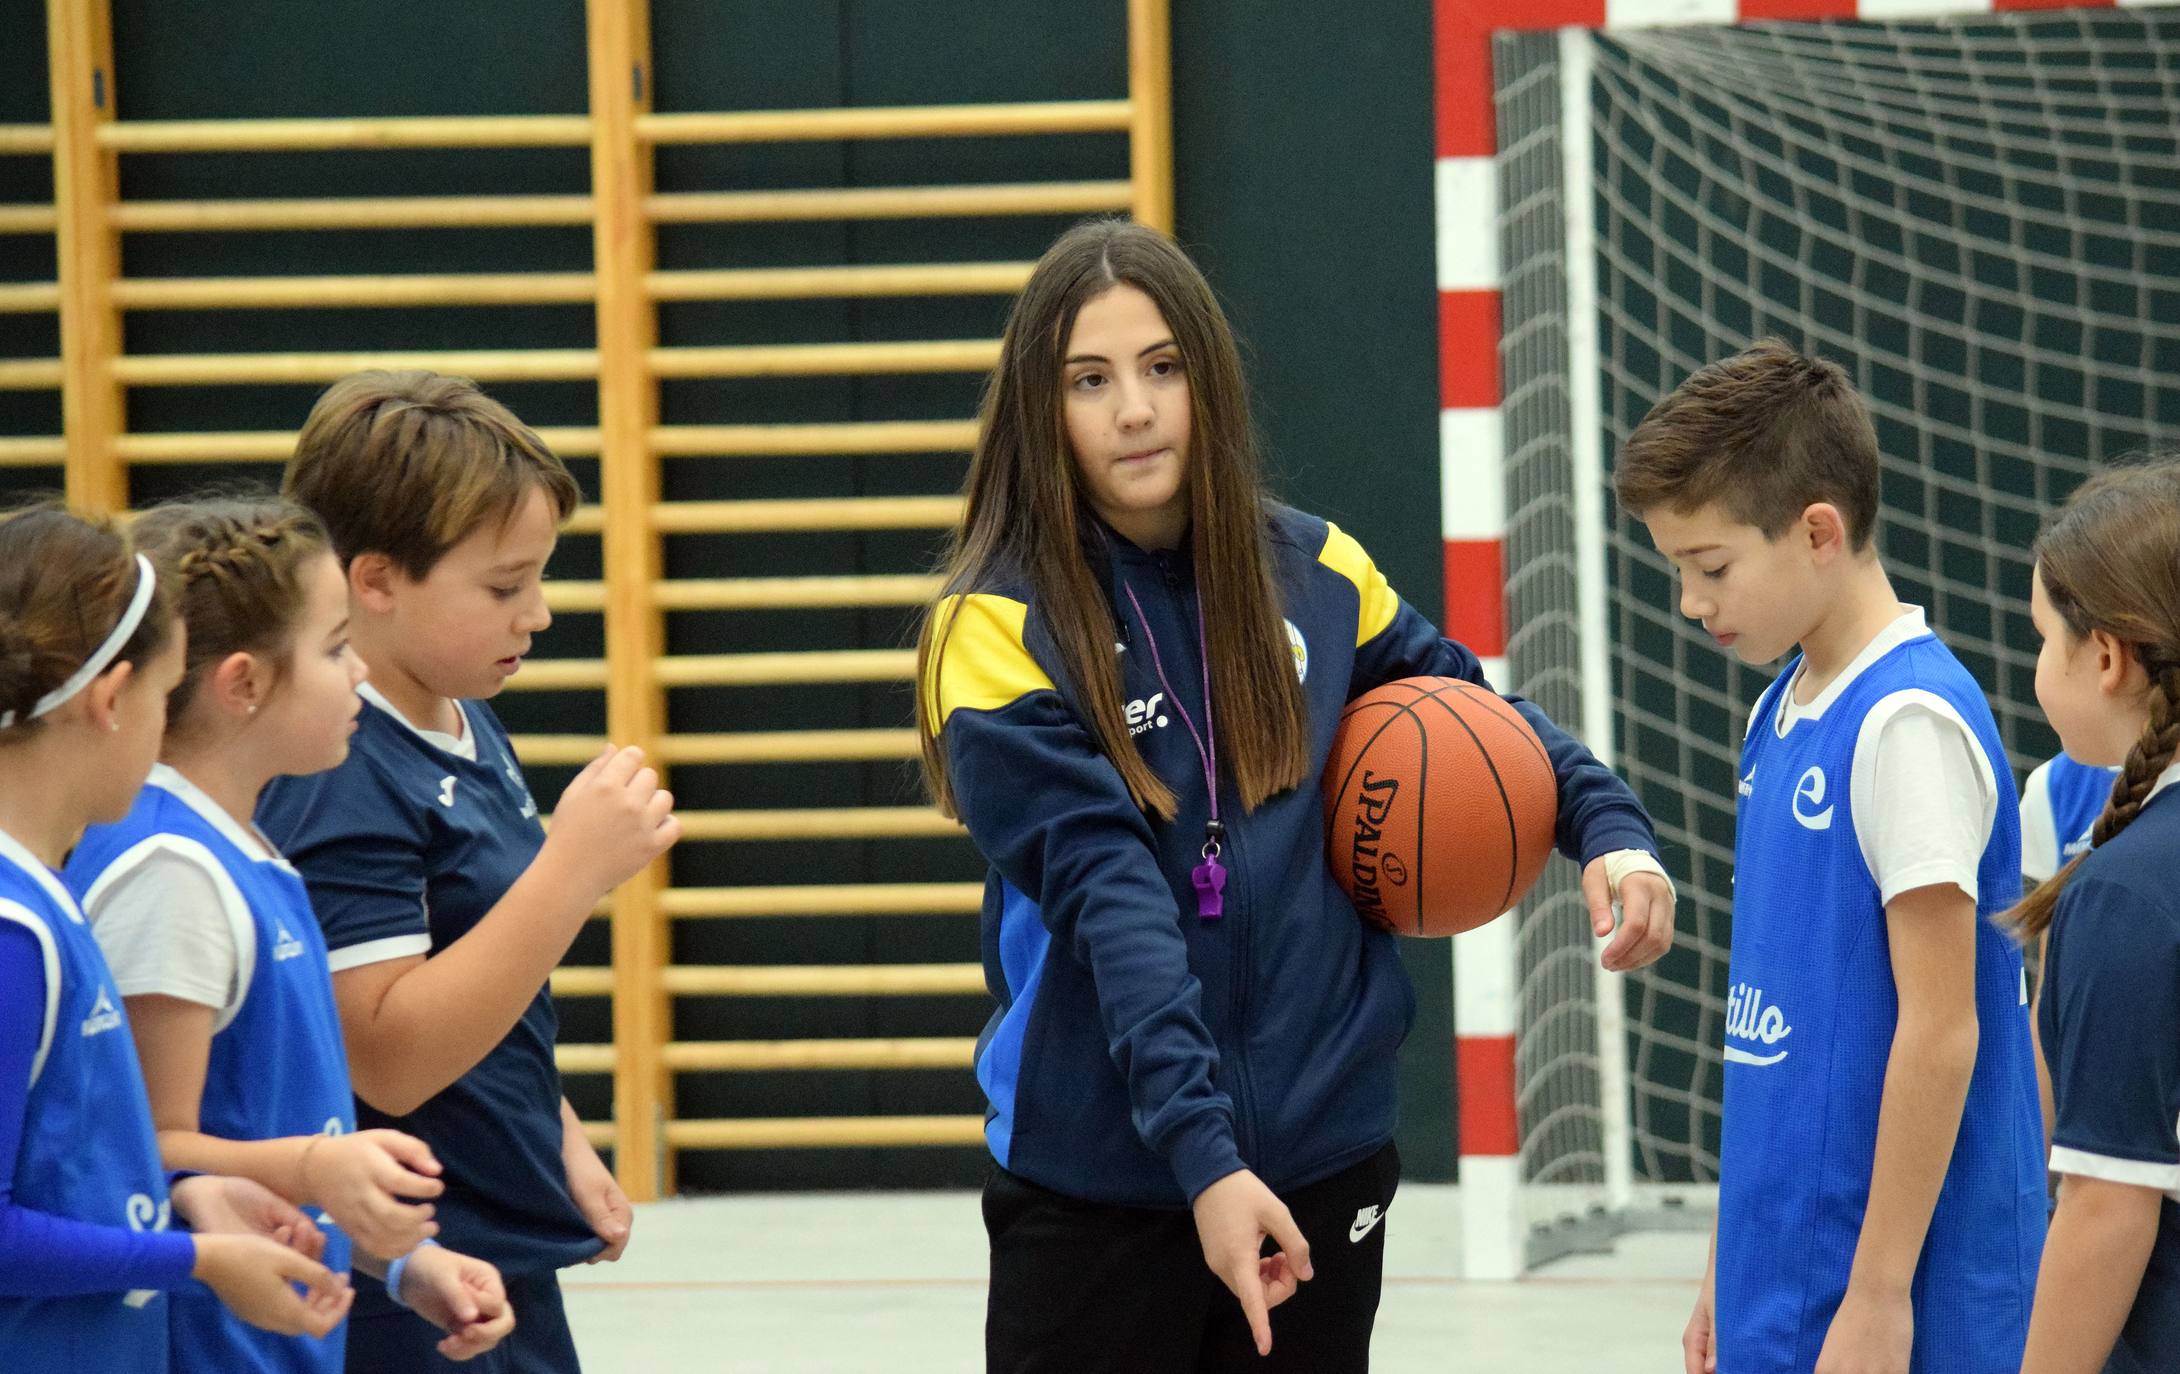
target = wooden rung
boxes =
[638,100,1131,145]
[97,114,594,152]
[661,1037,976,1072]
[653,648,916,688]
[650,496,962,534]
[109,349,598,387]
[112,272,598,310]
[0,436,66,466]
[507,651,917,693]
[584,1120,613,1149]
[549,966,614,997]
[660,965,973,999]
[648,262,1031,302]
[0,206,58,234]
[660,882,983,919]
[0,125,54,155]
[0,359,64,390]
[555,1044,617,1074]
[111,195,596,233]
[500,659,609,692]
[550,573,942,612]
[649,339,998,379]
[659,574,942,610]
[0,282,60,313]
[113,426,602,464]
[562,506,604,535]
[512,735,611,766]
[660,963,985,997]
[675,806,960,841]
[664,1115,986,1150]
[647,419,976,456]
[541,582,607,613]
[655,728,920,765]
[646,180,1129,225]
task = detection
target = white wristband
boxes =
[1602,849,1675,903]
[384,1238,440,1311]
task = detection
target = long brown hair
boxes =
[917,219,1308,820]
[129,496,337,738]
[2009,458,2180,939]
[0,503,178,744]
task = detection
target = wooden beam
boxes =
[46,0,126,512]
[587,0,670,1203]
[1127,0,1175,232]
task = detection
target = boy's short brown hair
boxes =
[285,370,581,577]
[1613,339,1881,550]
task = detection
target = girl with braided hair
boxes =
[65,497,516,1369]
[2015,458,2180,1373]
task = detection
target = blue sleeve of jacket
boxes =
[0,922,196,1298]
[926,593,1244,1202]
[1326,524,1659,865]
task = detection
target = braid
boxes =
[2011,663,2180,942]
[129,496,334,737]
[174,511,309,595]
[2094,664,2180,846]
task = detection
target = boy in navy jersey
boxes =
[1615,341,2045,1374]
[258,372,680,1373]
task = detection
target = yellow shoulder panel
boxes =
[1317,522,1401,646]
[921,593,1056,732]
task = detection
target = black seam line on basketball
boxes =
[1330,698,1426,933]
[1419,679,1552,885]
[1417,677,1551,776]
[1416,687,1519,916]
[1408,697,1429,936]
[1330,700,1422,823]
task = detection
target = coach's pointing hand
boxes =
[1192,1169,1313,1357]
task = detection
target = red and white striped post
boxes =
[1434,0,1523,1281]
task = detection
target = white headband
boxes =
[0,554,158,732]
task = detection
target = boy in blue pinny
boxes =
[1616,341,2045,1374]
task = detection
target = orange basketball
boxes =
[1322,677,1559,938]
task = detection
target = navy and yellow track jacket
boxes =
[922,506,1659,1208]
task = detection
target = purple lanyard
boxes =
[1122,581,1228,919]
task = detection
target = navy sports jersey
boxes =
[0,829,172,1369]
[2039,766,2180,1374]
[924,507,1659,1207]
[68,766,356,1374]
[256,688,599,1308]
[2021,752,2120,884]
[1718,630,2043,1373]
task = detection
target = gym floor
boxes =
[562,1185,1709,1371]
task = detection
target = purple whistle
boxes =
[1191,858,1227,919]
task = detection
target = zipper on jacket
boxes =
[1159,559,1261,1165]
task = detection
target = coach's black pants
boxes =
[985,1142,1400,1373]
